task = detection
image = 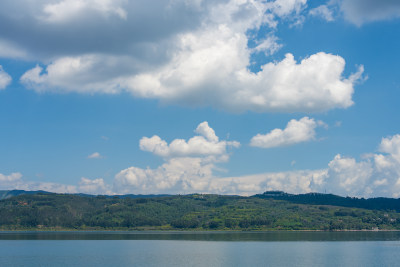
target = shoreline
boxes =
[1,229,400,233]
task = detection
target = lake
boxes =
[1,231,400,266]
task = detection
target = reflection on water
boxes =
[1,231,400,241]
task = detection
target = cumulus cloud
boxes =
[379,135,400,162]
[114,133,400,197]
[129,52,362,112]
[339,0,400,26]
[88,152,102,159]
[114,157,217,194]
[114,122,239,194]
[79,177,110,194]
[322,135,400,197]
[0,65,12,89]
[211,135,400,197]
[5,134,400,197]
[0,0,360,112]
[140,122,239,158]
[208,169,328,196]
[250,117,322,148]
[325,154,374,196]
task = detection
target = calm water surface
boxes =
[1,231,400,267]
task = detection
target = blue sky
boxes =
[1,0,400,197]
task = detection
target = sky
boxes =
[1,0,400,197]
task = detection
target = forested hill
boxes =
[0,190,170,201]
[254,191,400,212]
[1,191,400,231]
[0,190,53,200]
[2,190,399,212]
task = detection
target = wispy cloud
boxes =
[309,5,334,22]
[88,152,102,159]
[340,0,400,26]
[0,65,12,89]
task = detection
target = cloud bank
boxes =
[99,131,400,197]
[0,172,77,193]
[3,133,400,198]
[79,177,110,194]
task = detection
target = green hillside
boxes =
[1,192,399,231]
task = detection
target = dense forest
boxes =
[255,191,400,212]
[0,191,400,231]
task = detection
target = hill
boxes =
[0,190,170,200]
[0,190,53,200]
[254,191,400,212]
[0,191,400,231]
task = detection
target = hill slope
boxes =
[1,192,399,231]
[254,191,400,212]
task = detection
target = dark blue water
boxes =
[1,231,400,267]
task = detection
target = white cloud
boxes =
[114,122,239,194]
[322,135,400,197]
[0,172,77,193]
[114,157,217,194]
[78,177,110,194]
[212,135,400,197]
[309,5,334,22]
[20,58,126,94]
[115,133,400,197]
[5,135,400,197]
[0,65,12,89]
[127,52,362,113]
[325,154,374,196]
[250,117,320,148]
[88,152,102,159]
[0,172,23,184]
[252,35,282,56]
[208,169,328,196]
[340,0,400,26]
[42,0,127,23]
[378,134,400,162]
[139,121,239,158]
[1,0,361,113]
[267,0,307,18]
[19,182,77,194]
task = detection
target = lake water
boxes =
[1,231,400,266]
